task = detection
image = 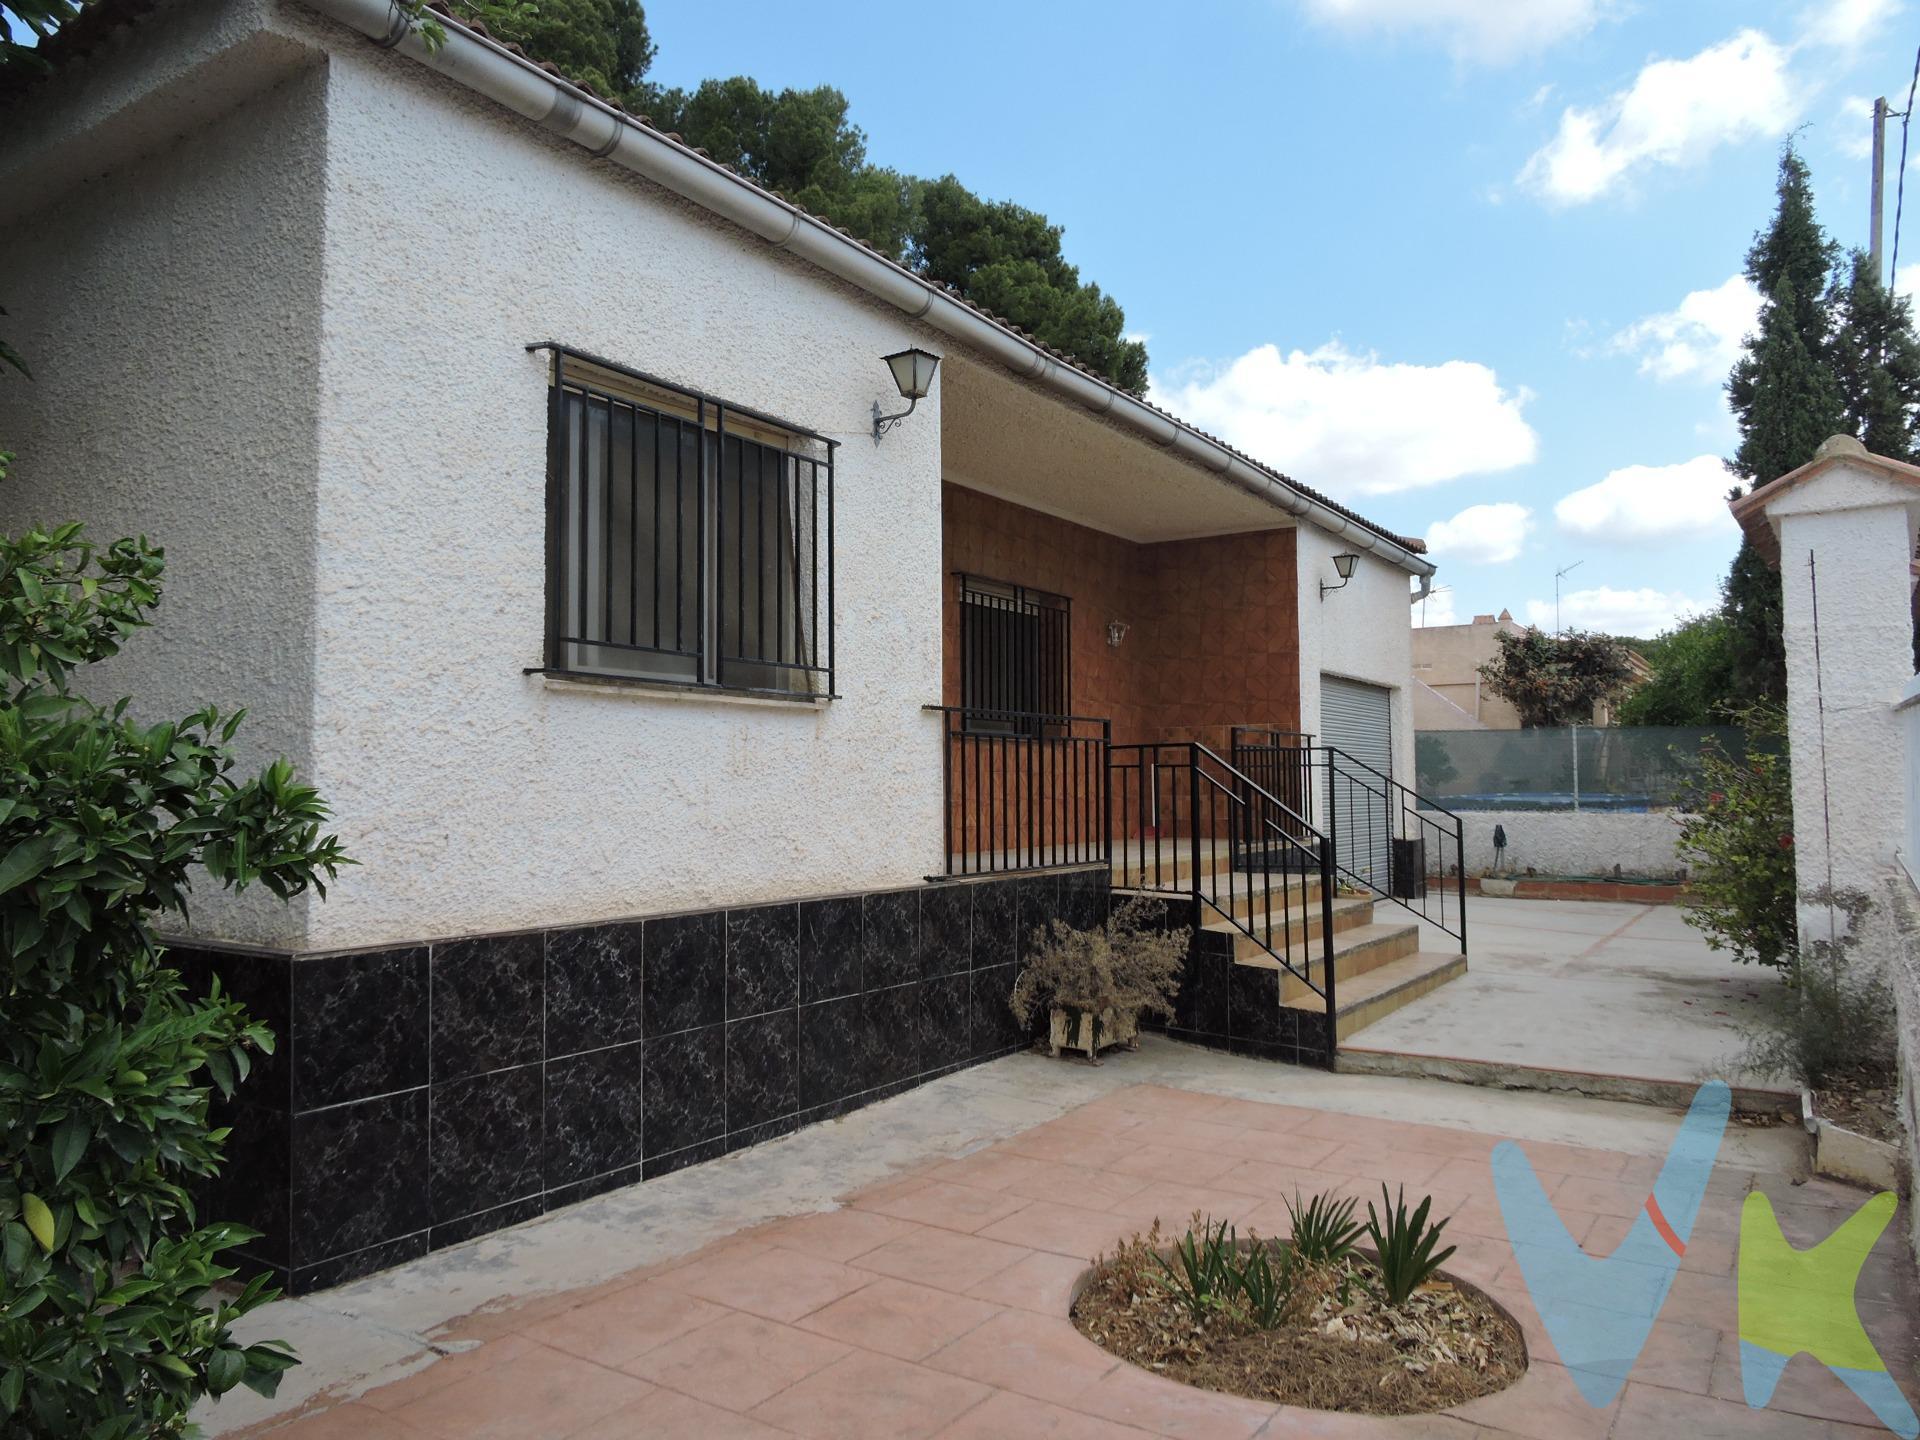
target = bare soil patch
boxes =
[1815,1074,1902,1145]
[1071,1229,1527,1416]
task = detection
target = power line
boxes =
[1892,41,1920,284]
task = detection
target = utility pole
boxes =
[1871,96,1888,282]
[1554,561,1583,635]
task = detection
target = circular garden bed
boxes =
[1071,1198,1527,1416]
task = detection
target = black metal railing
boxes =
[1309,746,1467,952]
[1110,742,1337,1066]
[1229,727,1316,868]
[927,707,1111,876]
[536,343,836,698]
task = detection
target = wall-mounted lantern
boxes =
[872,347,941,441]
[1319,552,1360,600]
[1106,620,1129,648]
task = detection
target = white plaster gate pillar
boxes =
[1731,434,1920,947]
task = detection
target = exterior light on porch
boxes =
[1107,620,1129,648]
[1319,551,1360,600]
[873,347,941,440]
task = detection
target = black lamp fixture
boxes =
[1319,552,1360,600]
[872,347,941,440]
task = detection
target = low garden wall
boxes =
[1426,809,1690,881]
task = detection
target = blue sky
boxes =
[642,0,1916,635]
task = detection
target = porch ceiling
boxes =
[940,353,1295,544]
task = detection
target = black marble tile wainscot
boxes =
[431,932,543,1084]
[727,903,799,1018]
[544,922,644,1058]
[918,884,970,979]
[799,993,867,1108]
[290,948,428,1110]
[725,1009,798,1132]
[861,889,919,990]
[289,1087,429,1267]
[544,1041,645,1186]
[643,911,724,1037]
[919,972,971,1072]
[863,982,920,1089]
[971,880,1016,968]
[429,1064,543,1226]
[798,896,862,1002]
[643,1024,725,1156]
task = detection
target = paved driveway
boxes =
[1353,895,1789,1092]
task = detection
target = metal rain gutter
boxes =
[305,0,1436,578]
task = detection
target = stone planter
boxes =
[1804,1088,1903,1190]
[1048,1005,1139,1062]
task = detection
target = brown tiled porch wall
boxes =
[940,483,1302,753]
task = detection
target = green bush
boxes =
[1364,1186,1456,1306]
[1676,703,1797,969]
[1739,887,1899,1088]
[0,507,348,1436]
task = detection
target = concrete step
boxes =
[1280,950,1470,1041]
[1195,891,1374,944]
[1216,919,1419,982]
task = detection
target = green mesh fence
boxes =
[1414,726,1753,811]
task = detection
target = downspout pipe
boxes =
[304,0,1436,579]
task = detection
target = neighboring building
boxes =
[0,0,1458,1293]
[1413,610,1650,730]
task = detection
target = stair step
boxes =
[1198,888,1368,933]
[1280,950,1469,1041]
[1215,919,1418,979]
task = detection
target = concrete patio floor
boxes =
[1351,895,1791,1096]
[203,1037,1916,1440]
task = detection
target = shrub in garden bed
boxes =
[1072,1191,1525,1415]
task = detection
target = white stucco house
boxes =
[0,0,1461,1292]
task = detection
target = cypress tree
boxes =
[1831,248,1920,463]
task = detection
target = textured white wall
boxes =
[1296,530,1416,827]
[0,50,327,947]
[1439,809,1688,879]
[302,44,946,949]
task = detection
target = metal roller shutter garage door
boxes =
[1320,675,1393,890]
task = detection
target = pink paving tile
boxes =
[749,1350,994,1440]
[1318,1143,1452,1188]
[1201,1096,1323,1133]
[1582,1210,1738,1276]
[1105,1142,1243,1185]
[1657,1269,1740,1332]
[389,1340,654,1440]
[852,1178,1033,1233]
[1001,1157,1156,1209]
[569,1386,796,1440]
[1612,1379,1853,1439]
[1108,1180,1266,1231]
[1446,1360,1618,1440]
[1501,1140,1630,1181]
[923,1308,1119,1405]
[521,1280,730,1368]
[852,1224,1032,1292]
[999,1123,1142,1169]
[931,1387,1159,1438]
[1207,1126,1345,1167]
[1260,1409,1492,1437]
[620,1310,849,1411]
[357,1335,536,1413]
[799,1276,1002,1361]
[653,1241,872,1322]
[1292,1111,1480,1157]
[266,1402,420,1440]
[759,1206,924,1262]
[925,1148,1062,1192]
[1213,1159,1363,1205]
[1129,1116,1262,1155]
[1618,1319,1721,1396]
[1073,1362,1278,1440]
[1549,1173,1661,1220]
[1086,1084,1232,1121]
[976,1199,1140,1261]
[964,1248,1091,1313]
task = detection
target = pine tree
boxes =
[1732,277,1845,485]
[1831,248,1920,463]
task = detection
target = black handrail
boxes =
[1110,741,1338,1067]
[925,706,1111,878]
[1308,745,1467,953]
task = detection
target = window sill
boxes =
[531,669,831,709]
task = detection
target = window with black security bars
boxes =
[537,346,836,698]
[958,576,1070,734]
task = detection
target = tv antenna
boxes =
[1554,561,1584,634]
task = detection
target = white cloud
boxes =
[1800,0,1900,49]
[1523,586,1709,637]
[1519,30,1799,205]
[1424,503,1533,564]
[1608,274,1761,383]
[1413,586,1459,627]
[1836,96,1877,159]
[1148,342,1538,498]
[1555,455,1742,544]
[1296,0,1610,64]
[1897,263,1920,307]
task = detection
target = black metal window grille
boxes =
[958,576,1069,733]
[537,345,836,698]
